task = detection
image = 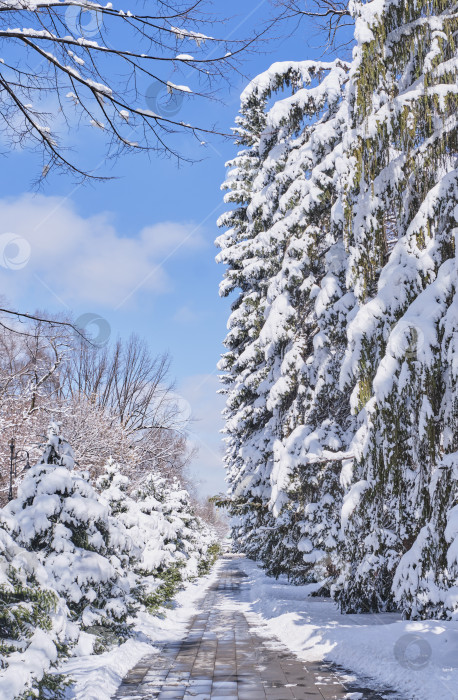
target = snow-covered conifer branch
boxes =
[218,0,458,616]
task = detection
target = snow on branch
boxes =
[0,0,266,179]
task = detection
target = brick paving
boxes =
[113,556,401,700]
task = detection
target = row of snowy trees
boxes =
[0,423,219,698]
[217,0,458,620]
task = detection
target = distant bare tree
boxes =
[61,334,185,434]
[0,318,195,501]
[60,333,193,480]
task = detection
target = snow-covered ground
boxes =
[57,556,458,700]
[59,560,223,700]
[242,558,458,700]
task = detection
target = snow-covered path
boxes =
[113,555,399,699]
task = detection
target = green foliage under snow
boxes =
[217,0,458,620]
[0,430,219,698]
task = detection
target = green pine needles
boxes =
[0,436,221,697]
[218,0,458,619]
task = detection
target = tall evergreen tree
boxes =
[217,58,351,580]
[219,0,458,619]
[334,0,458,614]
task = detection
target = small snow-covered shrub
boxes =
[134,473,218,580]
[97,461,217,579]
[1,463,138,632]
[141,563,185,613]
[17,672,72,700]
[197,542,222,576]
[0,528,74,699]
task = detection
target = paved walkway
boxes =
[114,556,400,700]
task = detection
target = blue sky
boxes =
[0,2,352,497]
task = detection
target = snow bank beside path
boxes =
[242,558,458,700]
[60,639,153,700]
[61,560,223,700]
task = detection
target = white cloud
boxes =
[0,194,205,308]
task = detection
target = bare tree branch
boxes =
[271,0,352,52]
[0,0,270,180]
[0,307,89,341]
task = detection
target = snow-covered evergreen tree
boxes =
[0,528,74,698]
[218,0,458,618]
[36,421,76,469]
[331,0,458,614]
[96,456,131,516]
[96,460,218,611]
[131,471,217,581]
[1,428,137,633]
[217,58,354,582]
[0,432,220,694]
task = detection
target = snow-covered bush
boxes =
[0,528,74,699]
[0,420,220,696]
[96,459,219,612]
[1,432,138,635]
